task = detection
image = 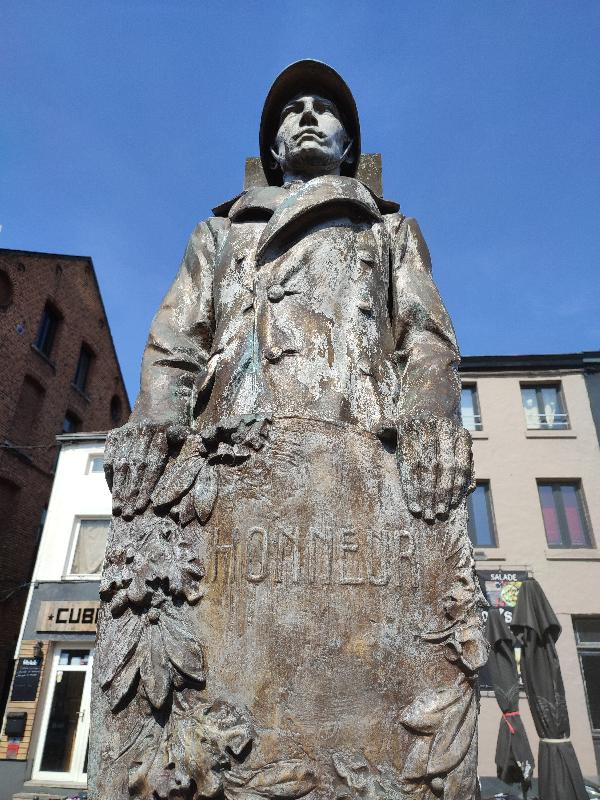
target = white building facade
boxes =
[0,433,110,800]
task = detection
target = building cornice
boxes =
[460,351,600,374]
[56,431,108,444]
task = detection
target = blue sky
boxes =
[2,2,599,402]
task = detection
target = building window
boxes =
[0,478,21,533]
[73,344,94,394]
[62,411,81,434]
[11,375,45,445]
[538,481,592,548]
[460,385,482,431]
[110,394,123,425]
[34,302,61,358]
[574,618,600,773]
[467,481,497,547]
[521,384,568,430]
[87,454,104,474]
[0,270,14,308]
[33,645,92,782]
[68,518,110,576]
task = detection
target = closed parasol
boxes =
[511,578,587,800]
[486,607,535,795]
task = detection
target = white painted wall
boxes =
[33,437,110,583]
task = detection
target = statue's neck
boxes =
[281,164,342,185]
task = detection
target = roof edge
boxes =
[56,431,108,444]
[460,351,600,373]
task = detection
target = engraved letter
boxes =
[308,525,333,584]
[368,528,390,586]
[246,527,269,583]
[339,528,364,585]
[275,527,300,584]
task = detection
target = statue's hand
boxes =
[104,421,188,520]
[398,417,474,521]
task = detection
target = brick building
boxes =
[0,249,130,720]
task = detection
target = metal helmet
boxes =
[259,59,361,186]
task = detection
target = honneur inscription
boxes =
[209,525,418,588]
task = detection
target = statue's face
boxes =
[274,93,350,177]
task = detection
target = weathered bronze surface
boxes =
[90,60,487,800]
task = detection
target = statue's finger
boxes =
[400,421,422,515]
[434,420,455,517]
[111,459,129,515]
[135,429,168,513]
[450,428,473,507]
[401,455,421,515]
[122,427,154,518]
[122,463,144,520]
[418,420,438,521]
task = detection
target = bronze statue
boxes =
[90,60,487,800]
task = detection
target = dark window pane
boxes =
[539,484,562,546]
[538,482,591,548]
[63,412,81,434]
[11,376,45,445]
[467,483,496,547]
[110,395,122,425]
[580,652,600,730]
[0,270,14,307]
[574,618,600,645]
[35,304,60,357]
[0,479,20,532]
[39,669,85,772]
[562,484,589,546]
[73,345,93,392]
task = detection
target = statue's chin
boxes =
[284,144,341,177]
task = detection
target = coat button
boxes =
[264,346,283,362]
[267,284,285,302]
[358,249,376,265]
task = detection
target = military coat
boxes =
[135,175,460,433]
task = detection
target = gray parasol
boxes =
[486,608,535,795]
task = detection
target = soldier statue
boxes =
[90,60,487,800]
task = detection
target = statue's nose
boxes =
[299,106,318,127]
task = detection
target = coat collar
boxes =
[212,176,399,224]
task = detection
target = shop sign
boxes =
[37,600,100,633]
[10,658,42,702]
[479,569,528,624]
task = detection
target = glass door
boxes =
[33,646,93,784]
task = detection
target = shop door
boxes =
[33,646,93,784]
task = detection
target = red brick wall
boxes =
[0,250,130,712]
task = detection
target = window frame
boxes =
[537,480,593,549]
[73,343,94,395]
[34,302,62,359]
[573,617,600,772]
[65,516,111,579]
[62,410,82,434]
[460,383,483,432]
[32,643,93,785]
[520,381,569,430]
[86,454,105,475]
[467,480,498,548]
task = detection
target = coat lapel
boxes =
[255,176,383,263]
